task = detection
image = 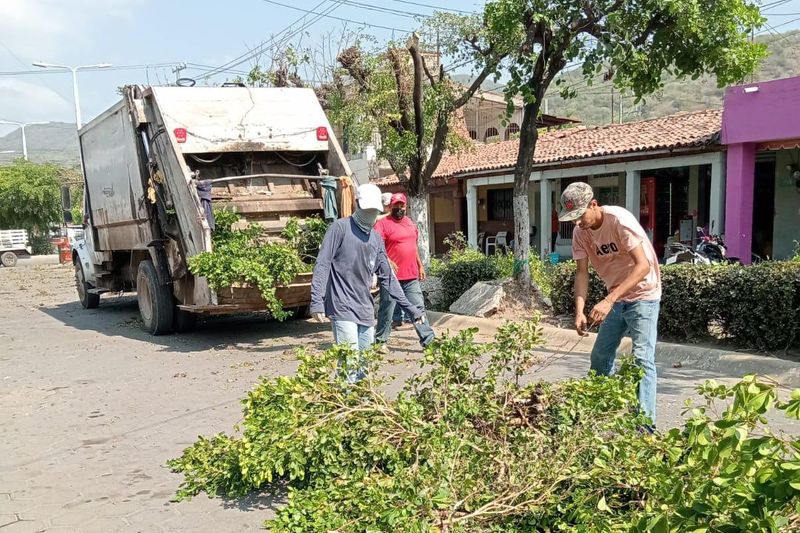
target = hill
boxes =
[455,31,800,126]
[0,122,80,167]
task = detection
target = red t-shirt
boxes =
[375,216,420,281]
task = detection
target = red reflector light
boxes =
[174,128,187,143]
[316,126,329,141]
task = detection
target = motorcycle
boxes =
[695,227,729,263]
[665,240,711,265]
[695,226,764,265]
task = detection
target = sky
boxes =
[1,0,799,138]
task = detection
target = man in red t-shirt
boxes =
[374,192,431,347]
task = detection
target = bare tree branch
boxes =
[408,34,426,158]
[421,110,450,185]
[387,47,414,133]
[453,65,495,108]
[421,55,437,86]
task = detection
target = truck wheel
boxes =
[173,305,197,333]
[1,251,17,268]
[136,260,174,335]
[75,260,100,309]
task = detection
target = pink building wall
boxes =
[721,77,800,262]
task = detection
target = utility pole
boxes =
[172,62,187,84]
[32,62,112,129]
[619,93,624,124]
[610,86,614,125]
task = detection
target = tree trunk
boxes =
[512,183,530,282]
[408,191,431,267]
[512,103,541,288]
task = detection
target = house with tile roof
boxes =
[375,108,726,259]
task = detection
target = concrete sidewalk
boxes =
[429,311,800,388]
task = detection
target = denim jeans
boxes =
[590,299,660,426]
[331,319,375,383]
[375,279,434,347]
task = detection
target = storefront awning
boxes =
[757,138,800,151]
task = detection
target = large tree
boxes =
[0,159,66,231]
[329,19,509,264]
[476,0,765,285]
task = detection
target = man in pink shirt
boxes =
[559,182,661,426]
[374,192,433,349]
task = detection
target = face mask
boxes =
[391,207,406,220]
[353,208,380,233]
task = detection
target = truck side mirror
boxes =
[61,186,73,224]
[61,185,71,210]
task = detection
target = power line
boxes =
[385,0,474,14]
[339,0,427,19]
[198,0,337,79]
[761,0,793,10]
[257,0,414,34]
[756,15,800,35]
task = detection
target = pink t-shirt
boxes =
[572,205,661,302]
[375,216,420,281]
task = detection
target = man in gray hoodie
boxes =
[311,183,429,382]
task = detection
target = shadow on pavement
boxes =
[221,483,288,513]
[39,295,332,354]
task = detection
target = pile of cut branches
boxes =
[187,210,328,319]
[169,318,800,531]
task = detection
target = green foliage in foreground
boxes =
[169,320,800,532]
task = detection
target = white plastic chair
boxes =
[496,231,508,251]
[485,233,496,255]
[485,231,508,255]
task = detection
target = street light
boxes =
[0,120,48,160]
[32,62,112,129]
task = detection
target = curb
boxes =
[428,311,800,388]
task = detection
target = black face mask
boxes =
[391,207,406,220]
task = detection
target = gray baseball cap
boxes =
[558,182,594,222]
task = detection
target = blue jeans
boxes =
[376,279,434,347]
[331,319,375,383]
[590,299,660,426]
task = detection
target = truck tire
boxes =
[75,260,100,309]
[1,251,17,268]
[173,304,198,333]
[136,260,174,336]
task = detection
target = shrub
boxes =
[550,261,605,316]
[433,232,556,310]
[170,320,800,531]
[433,232,503,310]
[719,262,800,350]
[550,260,800,350]
[29,234,54,255]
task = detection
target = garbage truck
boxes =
[72,85,355,335]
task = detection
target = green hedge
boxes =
[551,261,800,351]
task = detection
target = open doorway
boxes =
[752,159,776,260]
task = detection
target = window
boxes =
[484,127,499,142]
[488,188,514,220]
[468,129,477,140]
[505,123,520,140]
